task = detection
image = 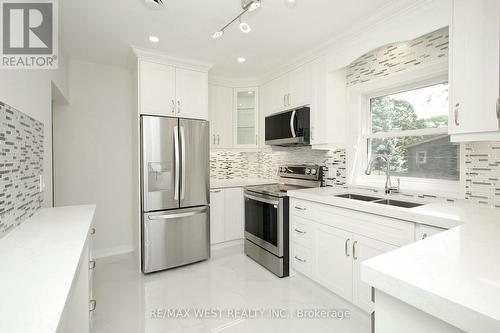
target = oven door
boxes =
[244,190,283,257]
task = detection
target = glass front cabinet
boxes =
[233,87,259,148]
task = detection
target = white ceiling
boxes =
[60,0,407,79]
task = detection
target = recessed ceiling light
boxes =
[149,36,159,43]
[237,57,246,63]
[248,91,254,95]
[239,21,251,34]
[212,31,223,39]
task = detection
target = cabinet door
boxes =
[449,0,500,135]
[223,187,244,241]
[259,82,273,147]
[140,61,176,116]
[415,224,446,241]
[234,87,259,147]
[310,57,328,145]
[289,63,312,109]
[270,74,290,114]
[175,68,208,120]
[209,189,225,244]
[208,85,233,148]
[208,85,218,148]
[352,235,397,313]
[314,223,353,301]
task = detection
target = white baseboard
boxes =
[211,239,244,251]
[92,245,134,259]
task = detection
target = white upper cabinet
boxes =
[208,84,233,148]
[135,49,211,120]
[139,61,176,116]
[234,87,259,148]
[270,74,291,114]
[289,63,312,109]
[449,0,500,141]
[175,68,208,120]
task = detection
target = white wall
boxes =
[0,49,69,207]
[53,59,134,257]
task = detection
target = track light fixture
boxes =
[212,0,260,39]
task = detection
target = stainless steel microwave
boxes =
[265,106,310,146]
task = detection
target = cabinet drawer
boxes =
[291,216,312,248]
[291,243,312,276]
[290,199,314,218]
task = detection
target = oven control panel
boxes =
[278,165,322,181]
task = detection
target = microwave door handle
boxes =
[174,125,180,201]
[290,110,297,138]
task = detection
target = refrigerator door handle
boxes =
[143,220,151,270]
[180,126,186,200]
[148,207,208,220]
[174,125,180,201]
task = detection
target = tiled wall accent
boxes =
[464,142,500,208]
[0,102,44,238]
[346,27,448,86]
[210,147,347,186]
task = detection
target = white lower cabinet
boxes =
[315,223,353,301]
[352,235,396,313]
[210,187,244,244]
[57,231,95,333]
[290,198,413,313]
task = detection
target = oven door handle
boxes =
[244,193,280,206]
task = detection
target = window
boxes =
[366,82,459,181]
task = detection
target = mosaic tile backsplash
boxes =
[346,27,448,87]
[464,142,500,208]
[210,147,347,186]
[0,102,44,238]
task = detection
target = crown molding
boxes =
[208,75,260,88]
[131,46,213,72]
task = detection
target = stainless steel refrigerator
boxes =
[141,115,210,273]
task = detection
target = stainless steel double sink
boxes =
[334,193,424,208]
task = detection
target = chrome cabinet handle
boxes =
[294,206,306,211]
[177,100,181,113]
[353,241,358,260]
[89,300,96,312]
[217,134,220,145]
[210,189,221,193]
[89,260,96,270]
[287,93,291,106]
[422,233,428,239]
[90,227,96,235]
[345,238,350,257]
[294,255,306,263]
[294,228,306,234]
[171,99,175,114]
[454,103,460,126]
[212,135,216,145]
[283,95,286,107]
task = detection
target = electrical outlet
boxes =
[39,175,45,193]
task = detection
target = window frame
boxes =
[356,75,461,196]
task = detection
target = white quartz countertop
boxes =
[210,178,277,189]
[287,186,487,229]
[361,218,500,332]
[0,205,96,333]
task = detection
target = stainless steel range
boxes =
[244,165,323,277]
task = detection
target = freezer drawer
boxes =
[142,206,210,273]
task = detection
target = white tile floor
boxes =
[92,245,370,333]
